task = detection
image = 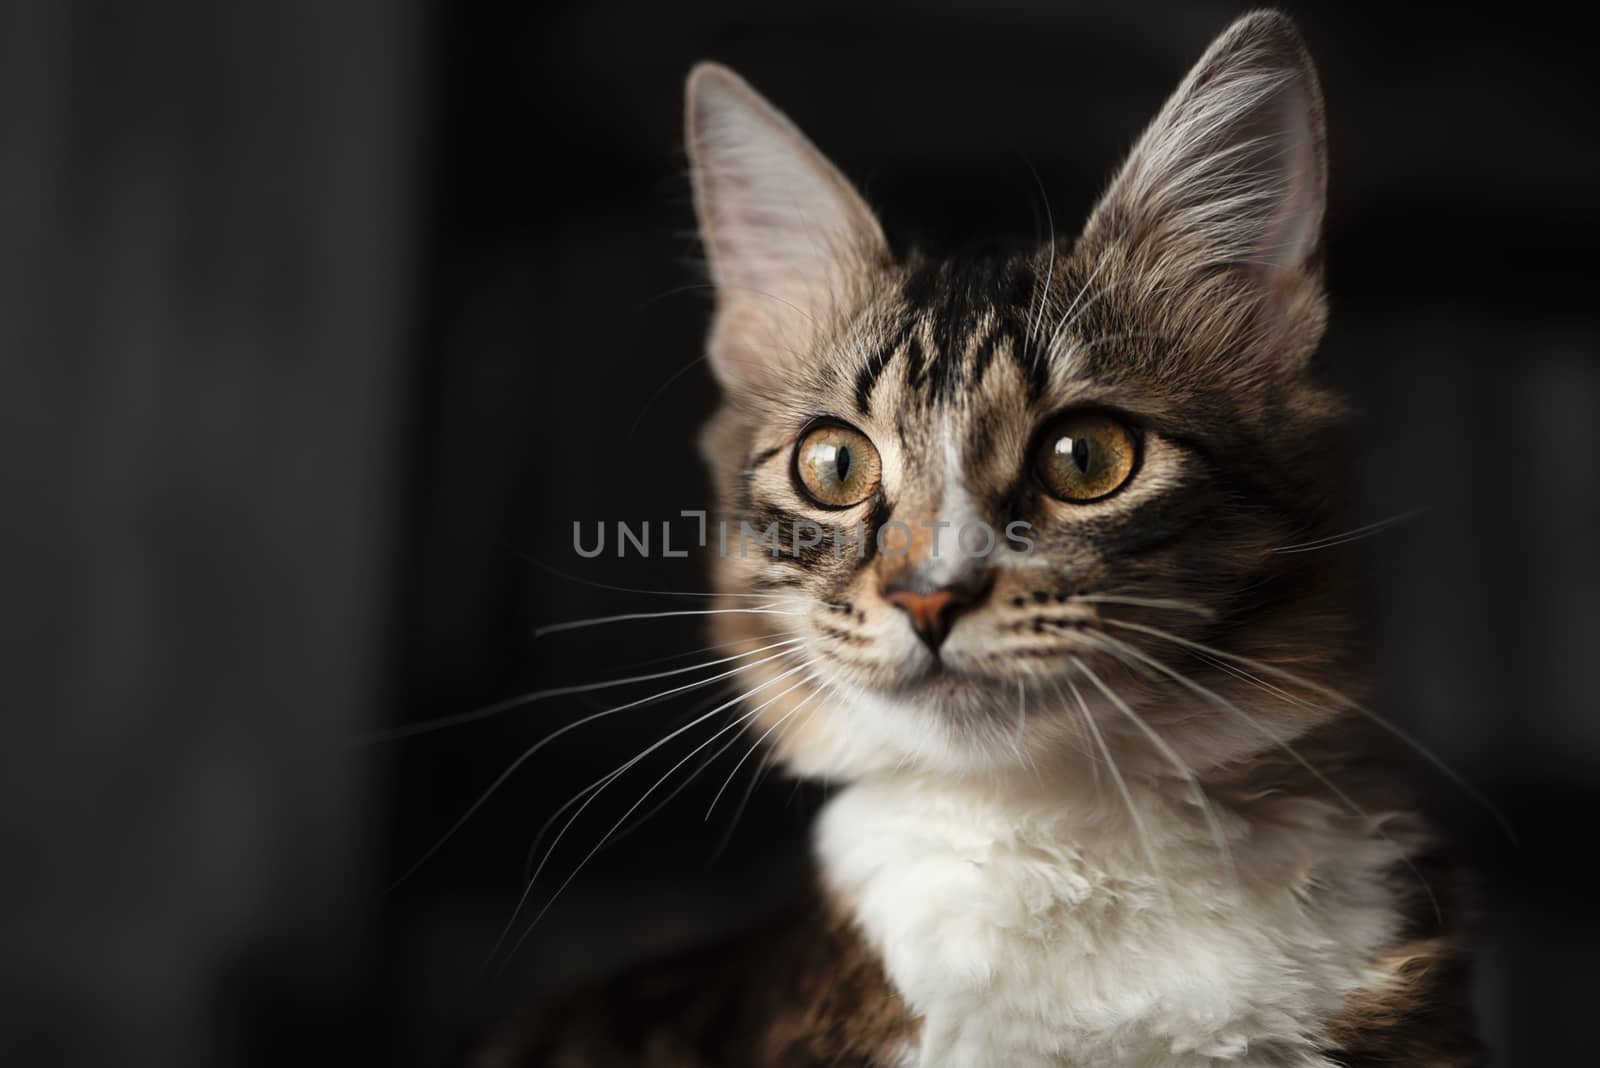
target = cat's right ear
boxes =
[686,64,889,396]
[1079,12,1327,374]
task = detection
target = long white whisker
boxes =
[385,644,803,887]
[535,605,802,639]
[617,628,806,671]
[518,687,785,881]
[1043,251,1112,358]
[627,351,710,439]
[1057,668,1171,911]
[1012,678,1038,779]
[362,636,805,744]
[1103,618,1514,840]
[526,555,811,599]
[1066,672,1102,788]
[1024,157,1058,350]
[709,677,839,863]
[1270,509,1423,553]
[1087,633,1443,923]
[704,681,825,820]
[708,748,775,864]
[1076,643,1239,894]
[592,716,745,856]
[520,694,729,877]
[1068,594,1216,618]
[494,664,822,966]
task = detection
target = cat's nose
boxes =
[883,576,989,652]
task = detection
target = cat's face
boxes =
[690,13,1353,780]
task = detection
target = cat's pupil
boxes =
[835,445,852,482]
[1071,437,1090,473]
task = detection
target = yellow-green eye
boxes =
[1035,412,1138,503]
[794,422,882,509]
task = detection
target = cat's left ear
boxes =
[686,64,890,397]
[1083,11,1327,368]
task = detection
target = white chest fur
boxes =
[816,775,1405,1068]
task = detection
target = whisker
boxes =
[1085,632,1443,924]
[494,664,822,967]
[707,679,835,864]
[627,352,709,440]
[1068,594,1216,618]
[708,753,774,865]
[1067,673,1102,789]
[1022,154,1058,351]
[1071,330,1168,352]
[1056,670,1172,911]
[521,694,729,877]
[361,636,805,744]
[610,627,806,672]
[535,605,803,639]
[621,278,822,328]
[1042,249,1112,364]
[385,644,803,888]
[526,555,805,600]
[1012,678,1037,778]
[1270,509,1423,554]
[1102,618,1514,841]
[1075,643,1239,894]
[518,683,795,884]
[590,718,745,857]
[704,683,826,820]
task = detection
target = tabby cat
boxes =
[491,11,1478,1066]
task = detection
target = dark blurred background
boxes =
[3,1,1596,1065]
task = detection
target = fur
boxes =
[495,11,1479,1066]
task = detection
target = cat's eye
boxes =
[1034,412,1138,503]
[793,421,882,509]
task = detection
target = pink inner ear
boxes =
[1262,82,1324,274]
[707,302,792,396]
[687,65,890,398]
[1082,13,1328,296]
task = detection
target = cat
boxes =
[487,11,1478,1067]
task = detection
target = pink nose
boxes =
[883,585,981,651]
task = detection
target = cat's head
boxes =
[688,12,1355,781]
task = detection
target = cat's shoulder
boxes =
[480,890,917,1068]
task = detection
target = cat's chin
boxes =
[857,648,1047,699]
[862,659,1036,712]
[868,652,979,695]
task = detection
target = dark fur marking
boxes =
[1322,939,1482,1066]
[1080,493,1199,559]
[902,335,926,392]
[852,493,893,569]
[855,318,917,417]
[967,324,1002,391]
[853,361,880,417]
[1006,330,1052,399]
[742,499,841,570]
[490,891,919,1067]
[894,252,1040,403]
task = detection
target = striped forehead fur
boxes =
[670,13,1477,1066]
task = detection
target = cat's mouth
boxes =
[865,626,1106,697]
[881,642,1065,693]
